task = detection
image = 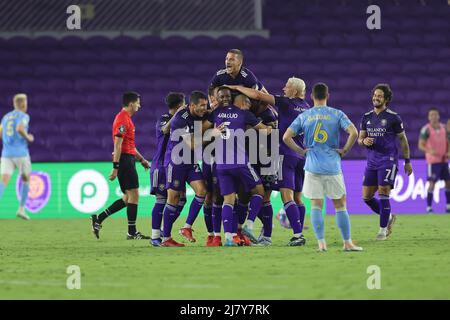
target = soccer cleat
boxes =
[127,232,151,240]
[276,211,291,229]
[210,236,223,247]
[375,231,387,241]
[287,235,306,246]
[150,238,162,246]
[224,237,239,247]
[237,230,252,246]
[387,214,397,237]
[179,227,196,242]
[91,215,101,239]
[255,237,272,246]
[205,235,214,246]
[161,238,185,247]
[16,208,30,221]
[426,207,433,213]
[241,225,258,244]
[343,243,363,252]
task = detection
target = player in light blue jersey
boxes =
[0,94,35,220]
[283,83,362,252]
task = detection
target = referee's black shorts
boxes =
[118,153,139,193]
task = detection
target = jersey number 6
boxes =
[313,122,328,143]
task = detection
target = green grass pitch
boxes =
[1,214,449,299]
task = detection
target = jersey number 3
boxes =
[313,122,328,143]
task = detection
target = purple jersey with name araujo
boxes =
[210,67,262,90]
[164,107,204,167]
[151,113,172,171]
[209,105,261,169]
[274,96,310,158]
[360,108,404,170]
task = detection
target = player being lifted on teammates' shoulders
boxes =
[284,83,362,252]
[358,84,413,240]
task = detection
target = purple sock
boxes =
[257,202,273,237]
[284,201,302,234]
[162,204,178,238]
[364,197,380,215]
[151,199,166,230]
[380,196,391,228]
[235,202,248,225]
[185,195,205,226]
[445,189,450,206]
[297,204,306,233]
[222,204,234,233]
[427,192,433,207]
[247,195,263,222]
[203,205,213,233]
[212,204,222,233]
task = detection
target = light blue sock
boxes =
[336,210,351,241]
[311,207,325,240]
[0,182,5,199]
[20,183,29,207]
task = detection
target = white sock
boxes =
[183,223,192,228]
[246,220,254,230]
[214,233,221,237]
[151,229,161,239]
[208,232,214,236]
[225,232,233,241]
[294,233,302,238]
[163,237,171,241]
[380,227,387,233]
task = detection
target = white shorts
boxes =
[0,156,32,176]
[303,171,346,200]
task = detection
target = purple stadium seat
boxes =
[60,93,87,108]
[153,50,180,62]
[138,63,167,77]
[33,65,60,77]
[101,50,126,62]
[401,63,428,74]
[20,79,48,92]
[139,36,165,49]
[322,34,345,47]
[416,76,444,90]
[190,35,216,48]
[167,64,192,75]
[370,34,397,47]
[126,79,154,92]
[111,36,136,48]
[345,34,371,46]
[216,36,243,49]
[99,79,126,92]
[428,62,450,74]
[87,64,116,77]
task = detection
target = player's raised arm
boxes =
[225,85,276,106]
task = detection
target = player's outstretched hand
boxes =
[404,163,413,176]
[27,133,34,143]
[109,169,118,181]
[141,159,150,170]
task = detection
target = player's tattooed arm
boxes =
[16,123,34,143]
[224,85,276,106]
[283,128,308,157]
[337,124,358,158]
[398,132,413,176]
[135,148,150,170]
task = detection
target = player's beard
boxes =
[373,100,384,109]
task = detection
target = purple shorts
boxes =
[427,163,450,182]
[150,166,167,196]
[363,164,398,187]
[217,164,262,196]
[203,162,219,193]
[166,163,203,191]
[274,155,305,192]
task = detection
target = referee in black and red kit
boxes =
[91,92,151,240]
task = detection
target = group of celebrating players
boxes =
[88,47,437,252]
[0,49,448,251]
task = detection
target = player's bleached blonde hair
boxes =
[13,93,27,108]
[287,77,306,96]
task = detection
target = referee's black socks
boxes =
[98,199,127,223]
[127,203,138,235]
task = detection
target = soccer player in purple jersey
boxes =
[210,49,266,92]
[203,87,272,246]
[160,91,208,247]
[203,86,224,246]
[358,84,413,241]
[149,92,185,246]
[226,77,310,246]
[418,108,450,213]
